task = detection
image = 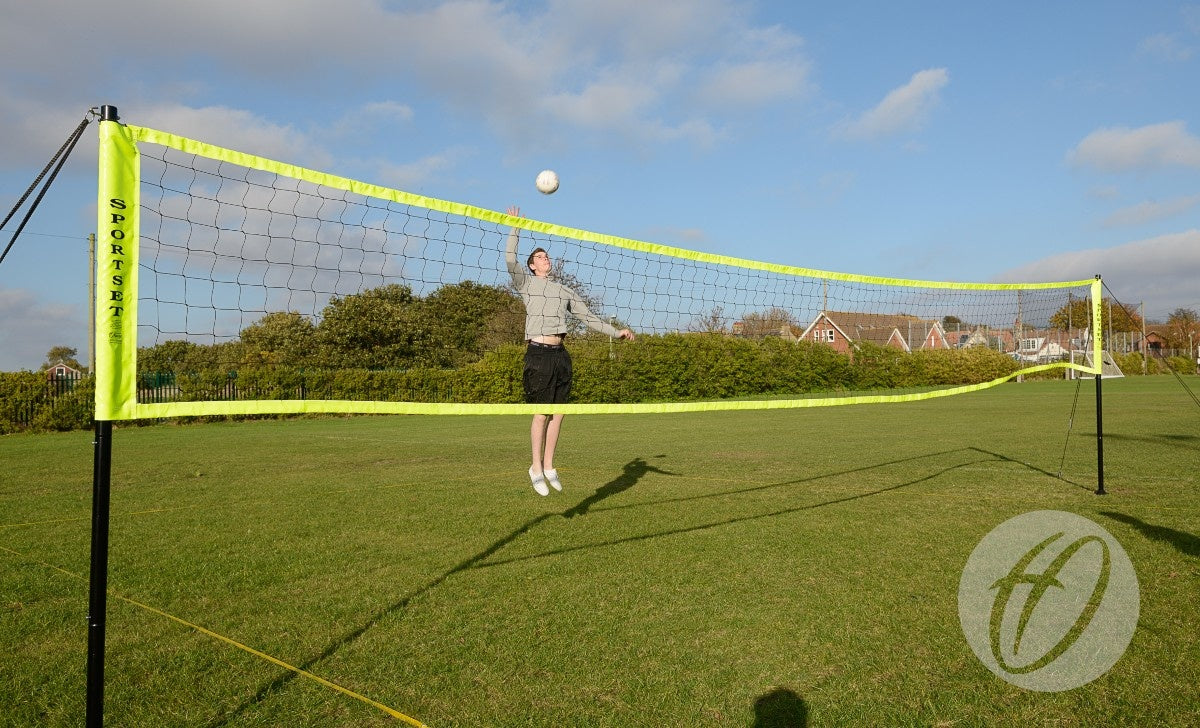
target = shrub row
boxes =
[141,336,1025,407]
[22,335,1194,433]
[0,372,95,434]
[1113,352,1195,376]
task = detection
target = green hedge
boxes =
[14,336,1177,433]
[122,336,1026,407]
[1113,352,1196,376]
[0,372,94,434]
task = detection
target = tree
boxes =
[1165,308,1200,351]
[479,297,528,351]
[138,340,200,374]
[137,339,244,374]
[239,311,317,366]
[548,259,607,337]
[1048,297,1142,337]
[740,307,799,338]
[314,284,425,369]
[416,281,523,366]
[1048,299,1087,330]
[689,306,729,334]
[42,346,84,372]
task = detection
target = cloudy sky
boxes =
[1,0,1198,370]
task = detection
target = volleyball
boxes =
[535,169,559,194]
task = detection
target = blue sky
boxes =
[2,0,1198,371]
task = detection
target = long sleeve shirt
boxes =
[506,228,619,341]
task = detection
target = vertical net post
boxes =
[1092,276,1106,495]
[1095,372,1105,495]
[88,102,128,727]
[94,106,139,421]
[86,420,113,727]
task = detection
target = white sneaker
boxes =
[544,468,562,492]
[529,467,550,496]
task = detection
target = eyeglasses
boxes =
[532,253,550,260]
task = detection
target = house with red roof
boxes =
[793,311,951,354]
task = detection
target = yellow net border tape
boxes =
[104,124,1102,419]
[126,125,1095,291]
[128,363,1093,418]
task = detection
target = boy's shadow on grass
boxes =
[562,456,676,519]
[753,687,808,727]
[209,455,671,727]
[474,446,1071,572]
[1100,511,1200,558]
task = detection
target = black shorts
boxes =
[523,342,572,405]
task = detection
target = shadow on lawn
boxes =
[209,446,1078,725]
[474,452,1000,571]
[562,455,676,519]
[969,446,1097,493]
[1100,511,1200,558]
[207,456,666,726]
[207,508,559,726]
[592,446,1095,518]
[474,445,1096,571]
[1102,431,1200,451]
[753,686,809,727]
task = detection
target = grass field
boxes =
[2,377,1198,727]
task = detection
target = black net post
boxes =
[1092,274,1106,496]
[87,102,120,728]
[1094,371,1106,495]
[87,420,113,726]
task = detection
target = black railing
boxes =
[2,371,93,431]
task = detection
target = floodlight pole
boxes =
[87,420,113,726]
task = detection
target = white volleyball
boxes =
[535,169,559,194]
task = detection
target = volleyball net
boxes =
[94,117,1102,420]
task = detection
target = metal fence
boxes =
[2,371,92,430]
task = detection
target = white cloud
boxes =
[996,230,1200,320]
[1069,121,1200,172]
[542,0,733,61]
[374,148,471,191]
[0,93,99,171]
[1187,5,1200,34]
[1138,32,1194,61]
[838,68,950,141]
[138,104,334,170]
[646,225,710,245]
[548,80,660,130]
[363,101,415,121]
[698,58,811,108]
[694,25,812,109]
[1103,194,1200,227]
[0,288,88,372]
[1088,185,1121,200]
[325,102,417,151]
[0,0,815,182]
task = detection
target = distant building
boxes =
[1014,334,1071,363]
[46,361,83,379]
[1135,331,1166,354]
[794,311,950,354]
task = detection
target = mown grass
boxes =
[2,376,1198,726]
